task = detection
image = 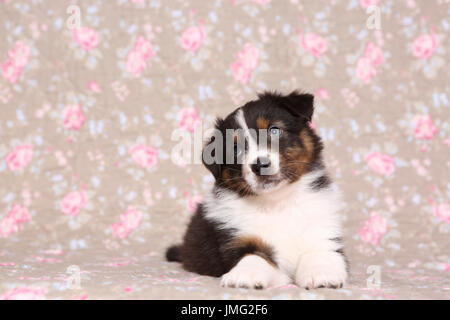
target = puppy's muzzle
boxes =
[251,156,271,176]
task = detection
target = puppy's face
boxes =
[203,91,322,196]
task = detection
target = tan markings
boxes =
[281,129,315,182]
[299,129,314,157]
[222,168,230,180]
[228,236,276,267]
[221,167,253,196]
[256,117,269,129]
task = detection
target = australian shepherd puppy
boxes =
[166,91,348,289]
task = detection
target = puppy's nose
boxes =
[251,157,271,176]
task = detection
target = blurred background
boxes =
[0,0,448,299]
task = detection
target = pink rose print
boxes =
[358,211,388,245]
[355,42,384,83]
[8,41,31,67]
[178,107,201,133]
[5,144,33,171]
[1,59,22,83]
[126,50,148,77]
[60,190,87,216]
[433,203,450,224]
[412,33,437,60]
[87,81,101,93]
[181,25,205,52]
[300,32,328,58]
[0,204,30,238]
[129,144,158,168]
[231,60,252,84]
[413,115,438,140]
[7,204,30,223]
[1,41,31,83]
[237,44,260,70]
[63,104,85,130]
[355,57,377,83]
[126,36,155,77]
[133,36,155,60]
[72,27,99,51]
[231,44,259,84]
[363,42,384,67]
[0,262,15,266]
[0,216,19,238]
[252,0,271,4]
[316,88,330,100]
[364,152,396,176]
[0,287,47,300]
[358,0,379,8]
[111,207,143,238]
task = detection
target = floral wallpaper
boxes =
[0,0,449,300]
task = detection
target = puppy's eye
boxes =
[269,126,282,137]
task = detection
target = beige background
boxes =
[0,0,449,299]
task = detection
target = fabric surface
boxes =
[0,0,449,300]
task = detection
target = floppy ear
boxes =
[202,120,224,181]
[282,91,314,123]
[202,138,222,180]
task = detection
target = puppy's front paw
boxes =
[221,255,290,289]
[295,251,347,290]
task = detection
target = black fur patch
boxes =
[166,204,277,277]
[165,245,182,262]
[310,174,331,191]
[331,237,350,273]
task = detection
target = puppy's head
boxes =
[203,90,323,196]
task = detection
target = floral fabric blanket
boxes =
[0,0,449,300]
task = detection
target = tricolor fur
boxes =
[166,91,348,289]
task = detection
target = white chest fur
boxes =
[204,170,343,276]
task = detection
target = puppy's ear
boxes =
[202,137,222,180]
[202,119,224,181]
[282,91,314,122]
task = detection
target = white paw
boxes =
[295,251,347,289]
[221,255,291,289]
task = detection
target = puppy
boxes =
[166,91,348,289]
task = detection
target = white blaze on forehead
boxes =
[234,109,281,191]
[235,109,258,160]
[235,109,258,189]
[235,109,257,149]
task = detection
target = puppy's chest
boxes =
[237,204,302,234]
[210,196,312,266]
[207,186,340,272]
[235,204,307,245]
[229,203,310,272]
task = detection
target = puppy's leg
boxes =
[295,250,347,289]
[221,254,291,289]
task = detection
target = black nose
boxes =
[251,157,271,176]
